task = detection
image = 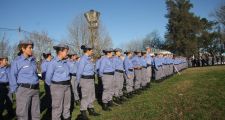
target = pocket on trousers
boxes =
[16,87,29,117]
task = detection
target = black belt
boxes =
[0,82,9,87]
[52,80,70,85]
[128,69,134,72]
[70,73,76,76]
[115,69,124,73]
[103,72,114,75]
[19,83,39,89]
[134,68,142,70]
[81,75,95,79]
[147,64,152,67]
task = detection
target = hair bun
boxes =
[81,45,86,50]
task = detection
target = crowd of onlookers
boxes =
[188,55,225,67]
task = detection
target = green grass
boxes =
[4,66,225,120]
[74,66,225,120]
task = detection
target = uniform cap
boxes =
[53,44,69,50]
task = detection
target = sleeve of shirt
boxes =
[99,58,106,77]
[67,62,73,74]
[9,61,19,93]
[45,61,54,85]
[112,59,116,70]
[154,59,159,70]
[124,59,129,75]
[131,57,136,67]
[95,60,99,71]
[76,58,85,82]
[41,62,46,80]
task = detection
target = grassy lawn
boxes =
[4,65,225,120]
[75,66,225,120]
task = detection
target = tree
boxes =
[165,0,202,57]
[124,38,143,51]
[197,18,219,55]
[213,3,225,28]
[95,24,113,55]
[28,31,53,61]
[0,33,10,58]
[67,14,90,55]
[213,3,225,53]
[143,30,164,49]
[67,14,113,56]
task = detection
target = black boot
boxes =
[120,96,126,102]
[127,93,132,98]
[75,100,80,105]
[102,103,111,111]
[114,97,122,104]
[108,100,116,107]
[136,90,141,95]
[87,108,100,116]
[146,83,151,88]
[78,111,89,120]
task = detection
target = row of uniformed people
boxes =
[3,39,188,120]
[94,47,154,112]
[43,44,100,120]
[0,56,15,119]
[153,53,188,81]
[6,40,98,120]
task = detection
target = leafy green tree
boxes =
[165,0,202,56]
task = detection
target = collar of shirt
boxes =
[20,54,35,61]
[68,59,76,63]
[43,59,51,63]
[83,54,91,60]
[54,56,67,63]
[0,66,5,69]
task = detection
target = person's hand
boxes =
[128,75,132,79]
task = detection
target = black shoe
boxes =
[108,100,117,107]
[132,91,137,94]
[142,86,147,90]
[114,97,122,104]
[136,90,141,95]
[77,110,89,120]
[87,108,100,116]
[102,103,111,111]
[75,100,80,105]
[126,93,130,98]
[146,83,151,88]
[120,96,126,102]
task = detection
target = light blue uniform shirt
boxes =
[164,57,169,65]
[45,56,70,85]
[41,60,51,80]
[76,54,95,81]
[173,58,179,65]
[112,56,124,71]
[168,58,173,64]
[10,55,39,92]
[0,66,10,83]
[95,57,102,74]
[131,55,142,68]
[140,56,147,67]
[99,56,115,77]
[153,57,162,70]
[124,56,134,76]
[161,57,166,65]
[146,54,153,65]
[67,60,78,74]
